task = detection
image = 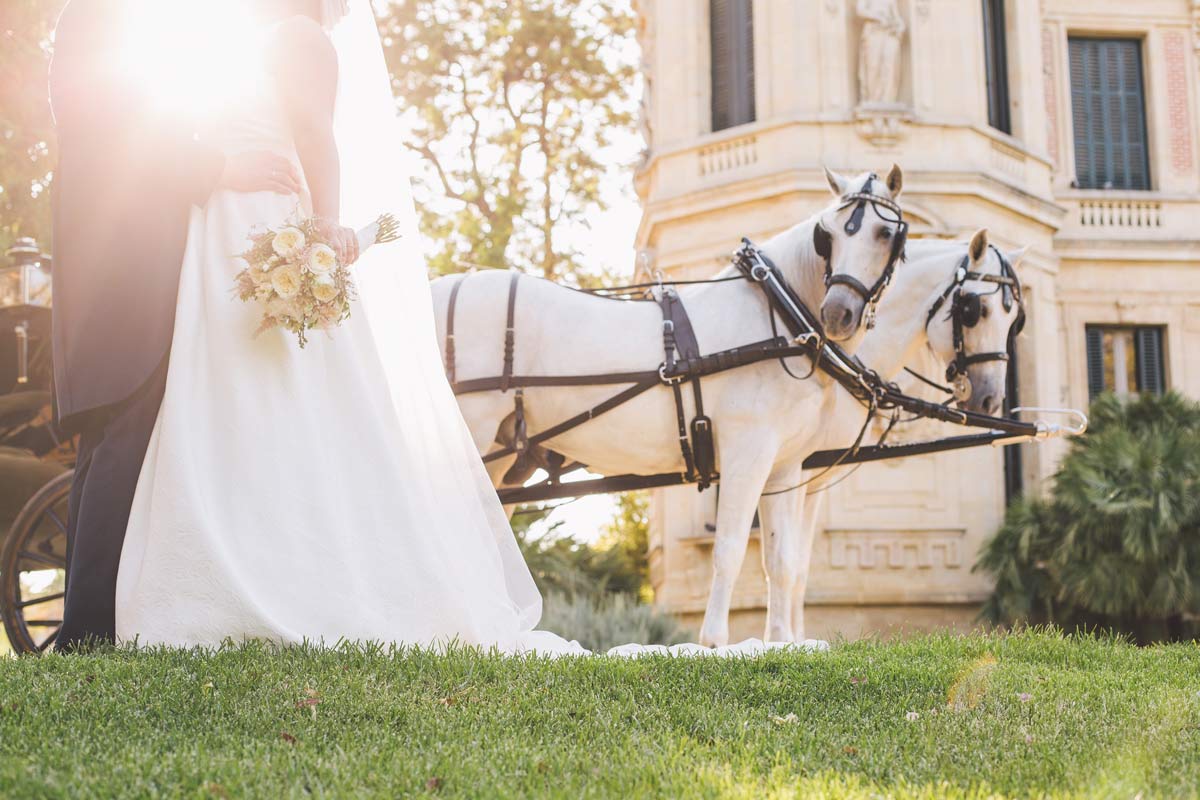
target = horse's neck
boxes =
[760,219,827,313]
[854,253,953,382]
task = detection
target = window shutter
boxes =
[982,0,1011,134]
[1085,327,1106,400]
[1069,38,1150,190]
[1135,327,1165,395]
[710,0,732,132]
[710,0,755,132]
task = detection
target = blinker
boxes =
[959,293,982,328]
[813,222,832,260]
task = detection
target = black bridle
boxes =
[812,174,909,328]
[923,244,1025,402]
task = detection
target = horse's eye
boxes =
[980,302,990,319]
[878,226,893,241]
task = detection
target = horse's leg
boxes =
[758,476,807,643]
[698,438,777,648]
[790,489,825,642]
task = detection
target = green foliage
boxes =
[378,0,637,280]
[538,590,690,652]
[514,494,666,648]
[2,632,1199,797]
[597,490,650,599]
[512,504,645,601]
[0,0,65,253]
[977,392,1200,642]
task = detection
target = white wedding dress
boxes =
[114,13,555,653]
[115,3,821,659]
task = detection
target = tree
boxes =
[0,0,64,253]
[976,392,1200,643]
[597,490,650,600]
[378,0,637,281]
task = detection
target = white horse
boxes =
[431,167,909,647]
[749,229,1027,643]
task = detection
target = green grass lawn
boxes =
[1,630,1197,799]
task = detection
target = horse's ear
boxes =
[885,163,903,197]
[1006,245,1030,269]
[824,166,850,197]
[968,229,989,263]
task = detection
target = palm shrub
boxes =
[976,391,1200,643]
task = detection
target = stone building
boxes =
[633,0,1200,640]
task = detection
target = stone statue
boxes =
[857,0,906,106]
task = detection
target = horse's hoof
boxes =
[765,626,793,644]
[698,625,729,649]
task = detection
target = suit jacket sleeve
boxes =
[49,2,226,208]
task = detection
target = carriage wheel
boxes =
[2,470,72,654]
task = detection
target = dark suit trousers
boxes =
[56,358,169,651]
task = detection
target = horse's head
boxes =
[815,165,908,341]
[924,229,1027,416]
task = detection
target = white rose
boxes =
[270,264,302,299]
[308,243,338,275]
[311,273,340,304]
[272,227,306,258]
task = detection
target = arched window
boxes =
[710,0,755,132]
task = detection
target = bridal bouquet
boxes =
[233,213,401,347]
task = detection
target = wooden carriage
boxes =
[1,237,71,654]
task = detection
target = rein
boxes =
[731,240,1037,436]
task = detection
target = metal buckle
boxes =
[793,331,820,347]
[748,253,771,282]
[952,373,972,403]
[659,364,684,385]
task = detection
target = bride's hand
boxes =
[315,218,360,266]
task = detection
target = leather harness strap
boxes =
[813,176,909,328]
[444,273,467,386]
[501,271,520,394]
[476,278,724,487]
[921,248,1024,397]
[444,236,1037,495]
[657,287,717,489]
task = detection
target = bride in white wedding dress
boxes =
[116,0,560,651]
[116,0,815,657]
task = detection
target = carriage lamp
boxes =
[2,237,53,385]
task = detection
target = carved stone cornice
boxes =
[854,102,912,148]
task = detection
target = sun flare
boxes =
[115,0,268,119]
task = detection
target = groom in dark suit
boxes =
[50,0,301,650]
